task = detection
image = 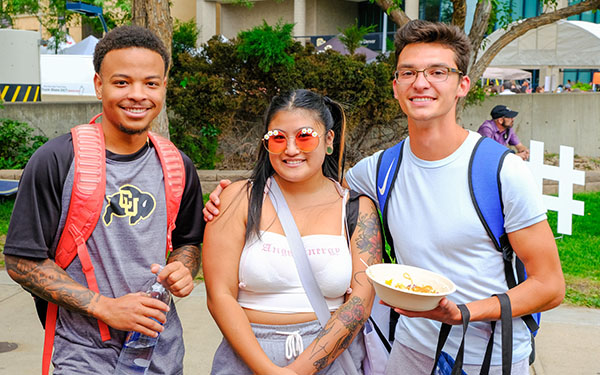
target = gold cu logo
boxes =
[103,184,156,226]
[119,189,139,217]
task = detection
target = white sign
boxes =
[527,140,585,235]
[40,54,96,97]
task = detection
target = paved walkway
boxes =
[1,269,598,374]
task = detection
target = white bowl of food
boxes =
[366,263,456,312]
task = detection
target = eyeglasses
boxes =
[394,67,463,84]
[262,127,322,154]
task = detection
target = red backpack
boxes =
[42,114,185,375]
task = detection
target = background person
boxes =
[4,25,204,374]
[498,81,516,95]
[478,104,530,160]
[202,89,383,374]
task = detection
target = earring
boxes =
[326,146,334,155]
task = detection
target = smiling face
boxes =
[94,47,167,137]
[392,43,470,127]
[267,109,334,184]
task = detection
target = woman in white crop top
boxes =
[203,90,383,374]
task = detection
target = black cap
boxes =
[491,105,518,119]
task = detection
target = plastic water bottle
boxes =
[114,268,171,375]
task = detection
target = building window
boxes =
[419,0,453,22]
[567,0,600,23]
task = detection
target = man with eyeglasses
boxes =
[203,20,564,375]
[478,105,530,160]
[344,20,563,374]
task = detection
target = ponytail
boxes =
[322,96,346,183]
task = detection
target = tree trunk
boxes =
[132,0,173,139]
[375,0,411,27]
[450,0,467,30]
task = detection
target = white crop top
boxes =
[237,188,353,314]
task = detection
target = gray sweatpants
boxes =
[211,320,366,374]
[384,342,529,375]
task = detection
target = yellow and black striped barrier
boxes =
[0,84,41,102]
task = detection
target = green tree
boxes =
[0,0,38,28]
[237,20,296,73]
[172,19,200,60]
[1,0,130,53]
[338,19,377,55]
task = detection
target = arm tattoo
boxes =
[168,244,201,278]
[310,296,367,370]
[355,211,383,265]
[5,255,99,317]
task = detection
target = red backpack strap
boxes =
[43,115,110,375]
[148,131,185,258]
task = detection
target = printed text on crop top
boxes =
[237,191,352,313]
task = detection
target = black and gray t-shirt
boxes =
[4,133,205,374]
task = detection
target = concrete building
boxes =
[3,0,597,89]
[171,0,417,46]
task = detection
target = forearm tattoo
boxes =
[310,296,367,370]
[355,211,383,265]
[168,244,201,277]
[5,256,100,317]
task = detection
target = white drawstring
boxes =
[275,330,304,359]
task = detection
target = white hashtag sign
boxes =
[527,140,585,235]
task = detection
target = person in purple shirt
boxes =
[478,104,530,160]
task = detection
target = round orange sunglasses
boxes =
[262,127,322,154]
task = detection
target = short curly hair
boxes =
[394,20,472,76]
[93,25,170,74]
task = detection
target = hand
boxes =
[95,292,170,337]
[152,262,194,298]
[381,298,463,325]
[516,150,529,161]
[203,179,231,221]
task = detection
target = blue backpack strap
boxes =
[374,140,405,343]
[376,140,405,264]
[469,137,540,337]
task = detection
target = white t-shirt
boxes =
[346,131,546,365]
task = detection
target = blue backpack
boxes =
[375,137,540,363]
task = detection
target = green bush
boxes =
[172,19,200,61]
[237,20,295,73]
[0,119,47,169]
[571,82,592,92]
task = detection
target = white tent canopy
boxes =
[63,35,98,55]
[40,34,76,54]
[482,67,532,80]
[479,20,600,68]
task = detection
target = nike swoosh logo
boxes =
[378,159,396,196]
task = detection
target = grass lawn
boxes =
[547,191,600,308]
[1,192,599,307]
[0,197,15,268]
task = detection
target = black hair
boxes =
[93,25,170,74]
[245,89,346,241]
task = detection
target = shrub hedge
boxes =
[167,22,405,170]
